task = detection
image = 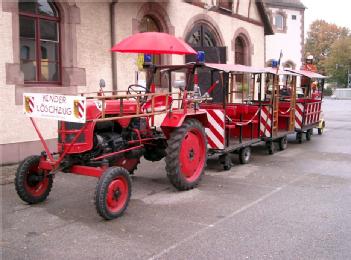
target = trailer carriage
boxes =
[193,63,266,169]
[284,69,327,143]
[260,67,298,153]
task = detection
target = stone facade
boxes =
[0,0,272,164]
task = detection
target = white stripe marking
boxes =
[148,174,308,260]
[207,113,224,138]
[205,128,223,149]
[212,109,225,123]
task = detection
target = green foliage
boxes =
[305,20,350,73]
[323,87,333,96]
[324,37,351,87]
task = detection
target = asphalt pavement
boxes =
[1,99,351,260]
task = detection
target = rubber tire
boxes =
[306,129,312,141]
[296,132,303,144]
[15,155,53,204]
[279,136,288,151]
[95,167,132,220]
[267,142,275,155]
[165,119,207,191]
[318,122,325,135]
[239,147,251,164]
[221,154,232,171]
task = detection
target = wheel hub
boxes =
[113,189,121,200]
[188,149,195,161]
[27,174,43,187]
[179,128,206,180]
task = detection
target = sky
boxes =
[303,0,351,35]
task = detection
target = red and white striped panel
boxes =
[204,109,225,150]
[295,103,304,129]
[305,102,321,125]
[28,96,34,113]
[75,100,85,119]
[260,106,272,138]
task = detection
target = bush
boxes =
[324,87,333,96]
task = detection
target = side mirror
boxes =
[99,79,106,89]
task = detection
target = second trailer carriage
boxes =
[285,69,327,142]
[261,67,298,153]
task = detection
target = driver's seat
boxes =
[142,95,173,113]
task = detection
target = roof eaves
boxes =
[256,0,274,35]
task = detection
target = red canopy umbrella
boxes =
[111,32,196,55]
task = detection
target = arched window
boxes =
[235,37,245,65]
[19,0,60,83]
[186,23,217,48]
[139,15,161,33]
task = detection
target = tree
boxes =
[324,37,351,87]
[305,20,350,73]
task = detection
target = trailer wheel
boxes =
[220,153,232,171]
[279,136,288,151]
[296,132,303,144]
[266,141,275,155]
[239,147,251,164]
[306,129,312,141]
[318,122,325,135]
[165,119,207,190]
[95,167,131,220]
[15,155,53,204]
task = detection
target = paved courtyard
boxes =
[1,99,351,259]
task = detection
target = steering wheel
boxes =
[127,84,149,103]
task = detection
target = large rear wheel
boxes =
[165,119,207,190]
[95,167,131,220]
[15,155,53,204]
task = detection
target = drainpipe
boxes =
[110,0,118,92]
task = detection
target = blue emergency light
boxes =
[272,60,278,68]
[144,54,152,65]
[196,51,205,63]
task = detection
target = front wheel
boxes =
[165,119,207,190]
[15,155,53,204]
[95,167,131,220]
